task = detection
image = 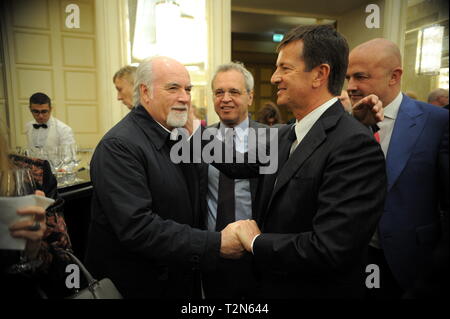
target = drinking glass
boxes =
[0,167,36,196]
[0,167,38,274]
[59,143,81,185]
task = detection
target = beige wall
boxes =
[1,0,103,148]
[0,43,8,142]
[0,0,131,149]
[337,0,386,51]
[0,0,229,145]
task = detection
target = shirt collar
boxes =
[33,116,52,126]
[154,117,175,140]
[383,92,403,120]
[295,97,338,142]
[132,105,170,150]
[219,117,249,143]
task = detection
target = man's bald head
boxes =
[346,38,403,107]
[352,38,402,71]
[133,55,192,129]
[133,56,189,106]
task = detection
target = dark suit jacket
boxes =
[199,118,268,226]
[378,95,449,291]
[85,106,221,298]
[215,101,387,298]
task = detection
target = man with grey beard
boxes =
[85,56,244,298]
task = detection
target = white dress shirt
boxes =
[291,97,338,153]
[376,92,403,157]
[369,92,402,249]
[251,97,338,253]
[25,116,75,149]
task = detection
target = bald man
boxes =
[347,39,449,298]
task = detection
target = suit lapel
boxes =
[257,126,291,226]
[261,103,342,223]
[385,96,426,191]
[249,119,265,219]
[267,122,327,208]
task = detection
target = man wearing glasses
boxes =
[201,62,268,298]
[25,92,75,149]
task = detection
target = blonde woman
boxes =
[1,132,72,298]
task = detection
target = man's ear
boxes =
[140,84,150,105]
[248,90,254,106]
[389,67,403,86]
[312,64,331,89]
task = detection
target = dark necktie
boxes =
[215,128,235,231]
[288,124,297,142]
[288,124,298,156]
[33,123,48,129]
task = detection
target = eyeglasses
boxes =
[214,89,245,99]
[31,109,50,115]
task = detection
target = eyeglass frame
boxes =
[213,88,249,99]
[30,109,50,115]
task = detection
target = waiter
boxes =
[25,92,75,149]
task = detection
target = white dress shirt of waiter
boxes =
[25,92,75,149]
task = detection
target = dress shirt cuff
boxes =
[250,234,261,255]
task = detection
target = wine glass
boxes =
[46,146,63,177]
[59,143,81,185]
[71,144,82,182]
[0,167,38,274]
[0,167,36,196]
[60,144,73,185]
[26,146,46,160]
[14,168,37,196]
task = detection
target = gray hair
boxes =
[427,88,449,103]
[133,57,157,107]
[211,61,254,92]
[113,65,137,83]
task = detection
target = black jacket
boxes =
[85,105,220,298]
[215,101,387,298]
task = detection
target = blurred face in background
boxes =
[30,103,51,124]
[114,76,134,109]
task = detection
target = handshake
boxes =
[219,219,261,259]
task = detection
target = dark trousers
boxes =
[202,254,256,299]
[365,246,404,299]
